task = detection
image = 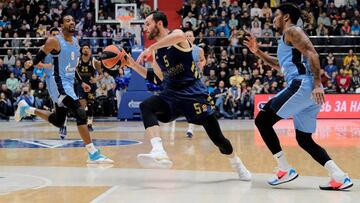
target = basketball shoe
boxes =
[268,167,298,186]
[230,156,252,181]
[137,150,173,169]
[59,126,67,140]
[319,174,353,190]
[15,100,30,121]
[87,149,114,164]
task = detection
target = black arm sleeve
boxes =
[145,68,162,85]
[33,50,47,65]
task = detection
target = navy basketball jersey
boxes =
[154,42,199,88]
[277,28,312,82]
[76,56,97,83]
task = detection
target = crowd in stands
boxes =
[180,0,360,118]
[0,0,360,120]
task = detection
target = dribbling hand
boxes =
[311,87,325,105]
[82,83,91,93]
[136,48,152,64]
[125,53,137,68]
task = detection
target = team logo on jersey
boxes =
[202,104,208,112]
[65,64,75,73]
[71,51,75,60]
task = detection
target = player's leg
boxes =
[137,95,175,169]
[186,123,195,138]
[255,103,299,185]
[62,95,113,164]
[59,116,68,140]
[294,106,353,190]
[16,100,54,122]
[199,114,251,181]
[86,99,95,132]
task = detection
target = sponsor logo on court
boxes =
[0,139,141,148]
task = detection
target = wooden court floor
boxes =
[0,119,359,203]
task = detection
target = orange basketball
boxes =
[101,45,128,69]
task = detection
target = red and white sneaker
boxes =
[267,168,298,186]
[319,174,353,190]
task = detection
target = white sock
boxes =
[150,137,165,153]
[229,156,243,165]
[187,124,194,133]
[85,143,97,154]
[324,160,345,178]
[274,151,291,170]
[87,117,93,125]
[25,107,36,115]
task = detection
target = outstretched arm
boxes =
[137,29,190,64]
[90,59,104,84]
[285,26,324,105]
[24,37,60,69]
[127,53,163,85]
[243,33,280,70]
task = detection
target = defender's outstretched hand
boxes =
[243,32,259,54]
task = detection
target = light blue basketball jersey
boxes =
[43,53,60,102]
[270,29,321,133]
[277,31,312,82]
[192,45,202,77]
[53,35,80,101]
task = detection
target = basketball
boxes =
[101,45,128,69]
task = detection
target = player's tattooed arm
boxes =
[286,26,325,105]
[285,27,322,87]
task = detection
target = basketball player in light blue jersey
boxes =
[244,3,352,190]
[16,15,113,164]
[42,27,68,139]
[184,30,206,138]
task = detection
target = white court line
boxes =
[90,186,119,203]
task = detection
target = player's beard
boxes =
[148,25,160,40]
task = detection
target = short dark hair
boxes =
[49,27,59,34]
[61,14,73,24]
[277,3,301,24]
[147,10,168,28]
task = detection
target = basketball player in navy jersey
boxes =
[183,30,206,138]
[125,11,251,180]
[16,15,113,164]
[244,3,352,190]
[76,44,104,132]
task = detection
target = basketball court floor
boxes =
[0,119,359,203]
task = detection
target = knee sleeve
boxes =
[48,112,66,128]
[140,96,172,129]
[254,102,283,155]
[62,95,87,126]
[140,100,159,129]
[75,107,87,126]
[295,129,331,166]
[202,114,233,155]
